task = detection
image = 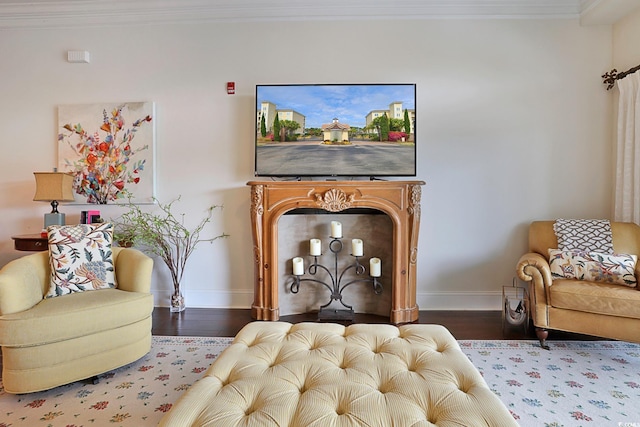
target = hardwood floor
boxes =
[151,308,600,342]
[0,309,604,376]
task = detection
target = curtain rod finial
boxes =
[602,68,618,91]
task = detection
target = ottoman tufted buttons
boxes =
[160,322,519,427]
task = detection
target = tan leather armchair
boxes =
[0,247,154,393]
[517,221,640,349]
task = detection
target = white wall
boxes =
[614,6,640,68]
[0,17,613,310]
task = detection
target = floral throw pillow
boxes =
[548,249,637,287]
[46,223,117,298]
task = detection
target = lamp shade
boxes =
[33,172,75,202]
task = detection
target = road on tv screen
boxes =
[256,143,415,176]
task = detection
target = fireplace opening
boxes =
[278,210,393,317]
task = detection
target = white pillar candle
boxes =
[352,238,363,256]
[370,257,381,277]
[310,238,322,256]
[330,221,342,238]
[292,257,304,276]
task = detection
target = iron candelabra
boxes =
[290,236,382,320]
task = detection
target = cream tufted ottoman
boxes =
[160,322,518,427]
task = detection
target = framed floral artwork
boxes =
[57,102,155,204]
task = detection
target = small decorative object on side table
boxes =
[12,234,48,251]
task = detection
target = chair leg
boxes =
[536,328,550,350]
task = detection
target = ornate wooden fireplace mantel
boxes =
[248,180,425,324]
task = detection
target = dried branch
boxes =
[113,196,228,295]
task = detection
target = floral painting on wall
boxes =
[57,102,155,204]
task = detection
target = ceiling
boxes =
[0,0,638,29]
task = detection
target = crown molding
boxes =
[580,0,640,24]
[0,0,626,30]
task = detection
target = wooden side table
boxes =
[12,234,48,251]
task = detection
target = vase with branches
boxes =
[113,196,227,312]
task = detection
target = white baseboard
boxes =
[416,291,503,311]
[152,288,504,311]
[152,289,254,309]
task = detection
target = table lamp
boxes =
[33,172,75,229]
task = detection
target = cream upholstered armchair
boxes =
[0,245,154,394]
[517,220,640,349]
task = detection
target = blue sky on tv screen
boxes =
[256,84,415,129]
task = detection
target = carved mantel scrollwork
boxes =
[251,184,264,216]
[407,185,421,217]
[250,185,264,269]
[315,188,356,212]
[407,185,422,267]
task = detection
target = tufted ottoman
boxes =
[160,322,518,426]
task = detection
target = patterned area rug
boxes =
[459,340,640,426]
[0,336,233,426]
[0,337,638,426]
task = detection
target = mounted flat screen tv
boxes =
[255,83,416,178]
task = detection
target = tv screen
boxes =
[255,83,416,178]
